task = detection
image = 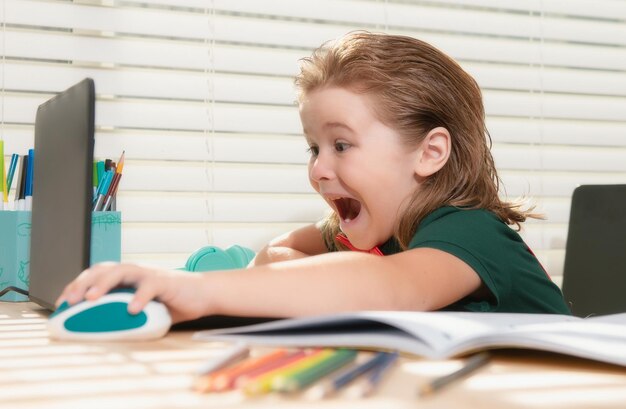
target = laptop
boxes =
[28,78,95,310]
[561,184,626,317]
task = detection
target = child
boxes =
[57,32,571,322]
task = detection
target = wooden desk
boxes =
[2,302,626,409]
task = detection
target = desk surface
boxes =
[2,301,626,409]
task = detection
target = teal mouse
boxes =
[47,288,171,341]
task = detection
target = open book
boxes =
[193,311,626,367]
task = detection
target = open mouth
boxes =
[332,197,362,222]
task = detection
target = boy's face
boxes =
[300,86,421,250]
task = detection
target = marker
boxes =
[16,154,28,210]
[92,170,113,211]
[0,140,5,208]
[96,160,104,186]
[12,155,23,206]
[7,153,19,192]
[92,161,98,197]
[24,149,34,210]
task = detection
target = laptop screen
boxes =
[29,78,95,310]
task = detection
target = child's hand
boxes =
[55,263,212,323]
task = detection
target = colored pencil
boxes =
[308,351,397,399]
[244,349,331,396]
[195,341,249,376]
[234,349,313,389]
[194,348,289,393]
[273,349,358,393]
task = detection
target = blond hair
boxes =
[295,32,537,251]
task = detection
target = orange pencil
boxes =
[115,150,125,174]
[194,348,289,393]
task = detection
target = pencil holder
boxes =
[0,211,122,302]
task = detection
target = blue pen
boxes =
[24,149,34,210]
[93,170,113,211]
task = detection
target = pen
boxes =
[418,352,490,397]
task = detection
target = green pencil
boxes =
[273,349,358,393]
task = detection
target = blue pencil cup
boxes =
[0,211,121,301]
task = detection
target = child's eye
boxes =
[334,142,350,152]
[306,145,319,156]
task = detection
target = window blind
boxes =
[1,0,625,286]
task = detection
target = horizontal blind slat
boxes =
[120,0,626,46]
[5,61,626,101]
[4,27,626,73]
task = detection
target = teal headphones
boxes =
[182,245,256,272]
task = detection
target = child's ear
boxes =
[414,127,451,177]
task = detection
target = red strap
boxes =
[335,234,384,256]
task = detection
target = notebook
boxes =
[28,78,95,310]
[194,310,626,367]
[561,184,626,317]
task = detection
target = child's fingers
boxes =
[56,270,97,306]
[56,263,122,306]
[128,281,159,314]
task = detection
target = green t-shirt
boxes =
[379,206,571,314]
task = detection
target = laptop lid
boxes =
[561,184,626,317]
[29,78,95,310]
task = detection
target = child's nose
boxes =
[309,153,335,182]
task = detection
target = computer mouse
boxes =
[47,288,172,341]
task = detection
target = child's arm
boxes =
[58,247,481,322]
[249,223,328,266]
